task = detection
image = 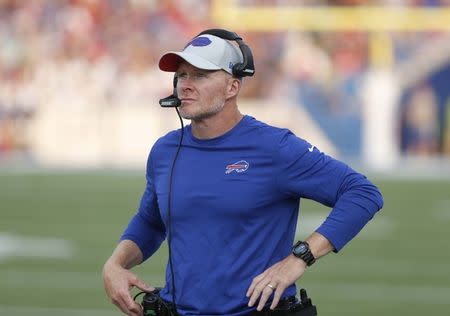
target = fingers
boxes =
[270,285,285,310]
[120,276,152,315]
[247,268,279,310]
[111,291,143,316]
[103,265,148,316]
[246,256,305,311]
[246,270,267,298]
[249,279,290,311]
[130,276,154,293]
[247,277,273,309]
[256,284,277,311]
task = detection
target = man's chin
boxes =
[180,107,205,120]
[180,112,214,121]
[180,104,224,121]
[179,109,195,120]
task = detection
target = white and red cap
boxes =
[158,34,243,75]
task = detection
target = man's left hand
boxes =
[246,254,307,311]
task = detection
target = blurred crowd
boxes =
[1,0,450,159]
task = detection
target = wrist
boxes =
[104,255,131,273]
[103,258,121,274]
[107,240,143,270]
[290,253,308,269]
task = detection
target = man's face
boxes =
[175,62,232,121]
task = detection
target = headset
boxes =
[199,28,255,78]
[159,28,255,108]
[157,29,255,315]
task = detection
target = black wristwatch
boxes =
[292,241,316,266]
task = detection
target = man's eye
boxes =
[177,73,187,78]
[195,72,207,78]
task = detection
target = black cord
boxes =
[133,291,146,302]
[167,107,184,313]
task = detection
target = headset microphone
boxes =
[159,95,181,107]
[159,75,181,107]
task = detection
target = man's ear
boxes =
[226,77,241,99]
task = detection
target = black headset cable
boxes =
[167,106,184,314]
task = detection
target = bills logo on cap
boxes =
[184,36,212,49]
[225,160,249,174]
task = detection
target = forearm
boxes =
[105,239,144,269]
[305,232,334,260]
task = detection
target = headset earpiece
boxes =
[232,40,255,78]
[196,28,255,78]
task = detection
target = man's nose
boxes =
[177,77,193,92]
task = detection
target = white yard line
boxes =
[0,305,117,316]
[0,232,75,261]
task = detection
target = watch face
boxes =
[295,243,307,254]
[293,241,315,266]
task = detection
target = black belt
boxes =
[251,306,317,316]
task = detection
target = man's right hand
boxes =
[102,261,154,316]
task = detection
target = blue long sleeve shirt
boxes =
[121,115,383,316]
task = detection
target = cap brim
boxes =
[159,52,222,72]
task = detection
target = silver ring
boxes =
[267,284,275,290]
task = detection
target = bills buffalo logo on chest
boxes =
[225,160,249,174]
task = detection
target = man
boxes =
[102,30,384,316]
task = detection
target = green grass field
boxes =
[1,171,449,315]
